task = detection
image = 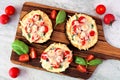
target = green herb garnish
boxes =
[55,10,66,28]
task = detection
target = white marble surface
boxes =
[0,0,120,80]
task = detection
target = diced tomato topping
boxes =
[89,30,95,36]
[40,21,44,26]
[81,40,86,45]
[54,48,61,52]
[52,62,60,68]
[64,50,70,57]
[73,25,77,33]
[56,56,63,63]
[72,20,77,25]
[31,33,40,42]
[33,14,40,21]
[78,16,86,23]
[67,56,73,62]
[25,26,32,33]
[41,52,47,60]
[43,26,48,33]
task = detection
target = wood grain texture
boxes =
[10,2,120,79]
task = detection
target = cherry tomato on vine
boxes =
[104,13,115,25]
[5,5,16,16]
[9,67,20,78]
[96,4,106,15]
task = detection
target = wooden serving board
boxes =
[10,2,120,79]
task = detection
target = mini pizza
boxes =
[66,13,98,50]
[20,10,53,43]
[40,43,72,73]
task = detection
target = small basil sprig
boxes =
[55,10,66,27]
[75,56,102,66]
[75,56,87,65]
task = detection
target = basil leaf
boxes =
[88,59,102,66]
[91,24,94,29]
[75,14,78,20]
[75,56,87,65]
[28,33,31,38]
[55,10,66,27]
[12,39,29,55]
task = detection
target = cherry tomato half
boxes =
[96,4,106,15]
[5,5,16,16]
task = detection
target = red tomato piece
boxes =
[50,10,57,19]
[73,25,78,33]
[77,65,87,73]
[19,54,29,62]
[9,67,20,78]
[78,16,85,23]
[54,48,61,52]
[81,40,86,46]
[89,30,95,36]
[29,48,37,59]
[67,56,73,62]
[5,5,16,16]
[52,63,60,68]
[103,13,115,25]
[41,52,47,60]
[72,20,77,25]
[64,50,70,57]
[33,14,40,21]
[96,4,106,15]
[86,54,94,61]
[0,14,9,24]
[43,26,48,33]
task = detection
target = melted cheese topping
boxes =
[40,43,72,73]
[66,13,98,50]
[20,10,53,43]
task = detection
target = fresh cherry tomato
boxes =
[89,30,95,36]
[19,54,29,62]
[77,65,87,73]
[9,67,20,78]
[29,48,37,59]
[41,52,47,60]
[0,14,9,24]
[96,4,106,15]
[103,13,115,25]
[50,10,57,19]
[86,54,94,61]
[5,5,16,16]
